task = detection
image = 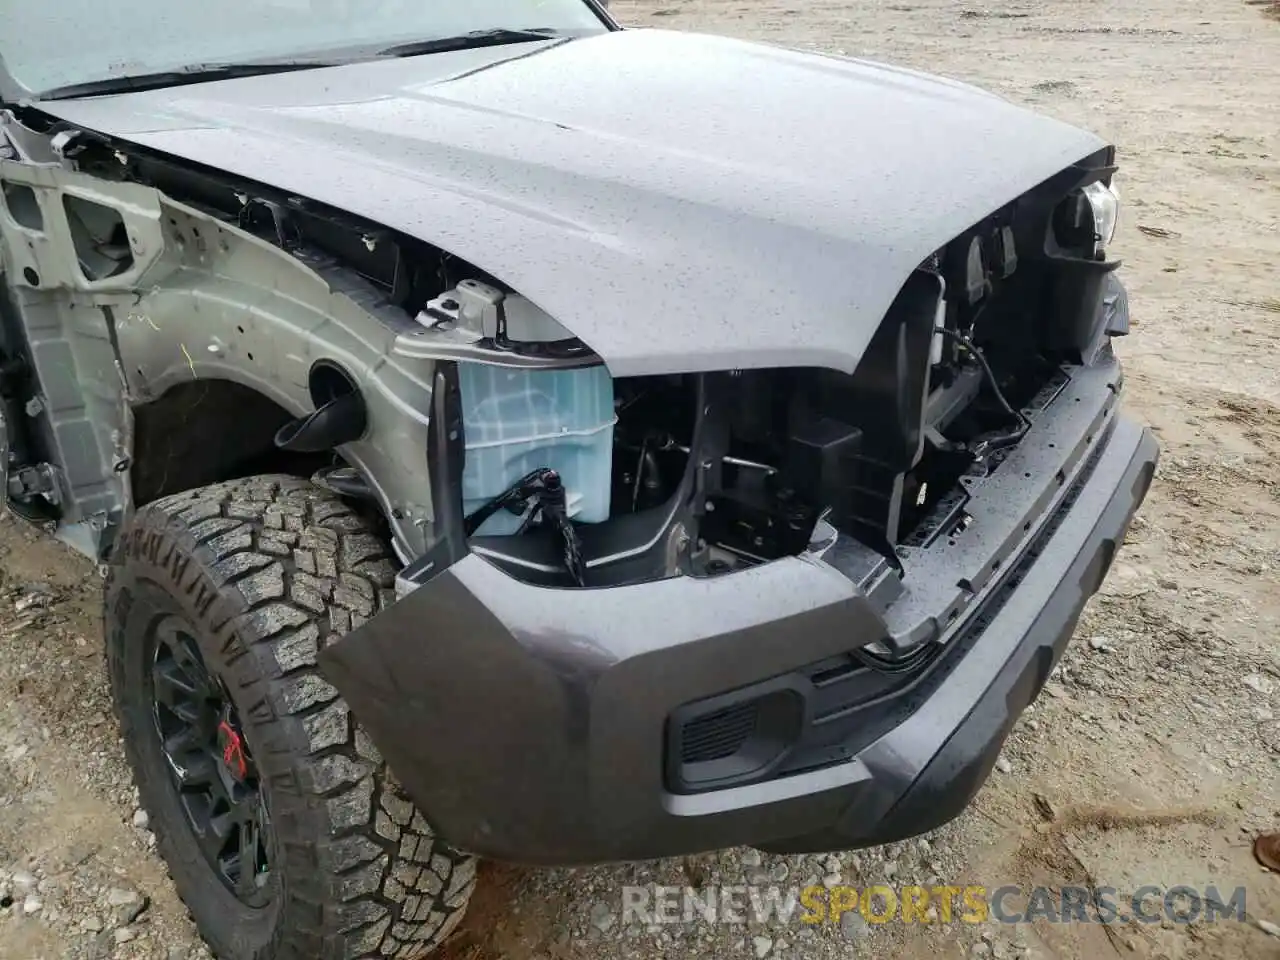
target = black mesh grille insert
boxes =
[680,702,759,764]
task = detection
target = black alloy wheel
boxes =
[151,616,272,905]
[107,475,477,960]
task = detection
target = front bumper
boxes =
[320,410,1157,865]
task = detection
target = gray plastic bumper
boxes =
[319,415,1158,864]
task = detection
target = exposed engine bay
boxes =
[455,168,1124,592]
[0,111,1123,606]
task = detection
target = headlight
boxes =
[1083,178,1120,253]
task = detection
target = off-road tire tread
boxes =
[106,475,476,960]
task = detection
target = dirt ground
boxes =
[2,1,1279,959]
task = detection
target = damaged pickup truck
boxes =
[0,2,1157,958]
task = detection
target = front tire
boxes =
[106,475,476,960]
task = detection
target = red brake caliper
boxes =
[217,718,249,782]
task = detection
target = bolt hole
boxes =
[247,352,254,361]
[1024,472,1032,478]
[22,267,39,286]
[237,325,245,334]
[192,226,200,238]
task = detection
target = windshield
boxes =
[0,0,609,98]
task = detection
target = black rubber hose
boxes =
[274,392,367,453]
[933,327,1031,457]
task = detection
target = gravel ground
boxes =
[3,1,1280,959]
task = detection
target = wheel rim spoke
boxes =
[170,751,218,789]
[152,660,202,720]
[232,802,267,896]
[200,805,236,863]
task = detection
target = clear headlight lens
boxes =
[1083,179,1120,252]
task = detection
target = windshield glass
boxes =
[1,0,608,97]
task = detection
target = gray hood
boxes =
[39,29,1106,378]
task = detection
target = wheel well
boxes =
[130,379,332,506]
